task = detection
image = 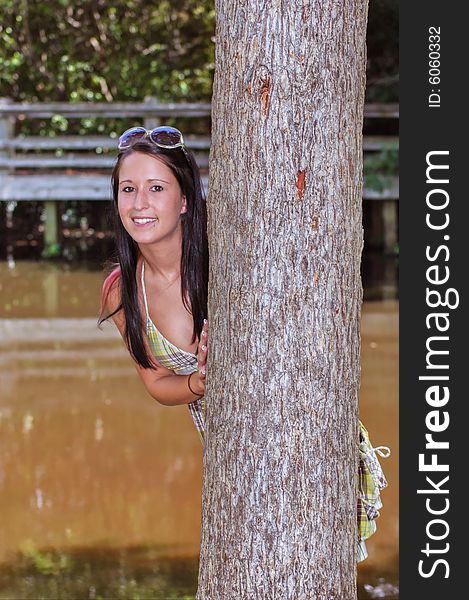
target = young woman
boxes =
[99,126,209,441]
[99,125,389,562]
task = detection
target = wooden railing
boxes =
[0,98,398,252]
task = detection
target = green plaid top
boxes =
[141,262,205,442]
[357,421,390,562]
[141,263,388,563]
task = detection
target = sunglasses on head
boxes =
[118,125,186,151]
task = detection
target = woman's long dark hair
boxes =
[99,140,208,369]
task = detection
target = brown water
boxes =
[0,262,398,598]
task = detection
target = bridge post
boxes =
[41,105,60,257]
[383,199,398,255]
[42,200,60,257]
[0,98,16,263]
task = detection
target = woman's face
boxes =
[117,151,187,246]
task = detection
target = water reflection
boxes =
[0,262,398,598]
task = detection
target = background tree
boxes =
[198,1,369,598]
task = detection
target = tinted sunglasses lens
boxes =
[150,127,182,147]
[118,128,147,149]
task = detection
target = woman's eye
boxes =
[150,185,163,192]
[121,186,134,193]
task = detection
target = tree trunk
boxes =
[198,1,368,598]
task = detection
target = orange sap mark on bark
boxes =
[311,215,319,230]
[313,272,319,283]
[260,76,271,116]
[296,169,306,200]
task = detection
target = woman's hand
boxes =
[197,318,209,378]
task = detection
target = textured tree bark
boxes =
[198,1,368,598]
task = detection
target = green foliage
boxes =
[364,148,399,192]
[1,0,397,106]
[0,546,198,600]
[20,541,72,577]
[0,0,215,103]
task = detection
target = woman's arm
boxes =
[135,363,205,406]
[101,273,206,406]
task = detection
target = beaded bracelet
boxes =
[188,372,203,398]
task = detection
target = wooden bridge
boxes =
[0,98,398,253]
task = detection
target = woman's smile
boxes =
[131,216,159,227]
